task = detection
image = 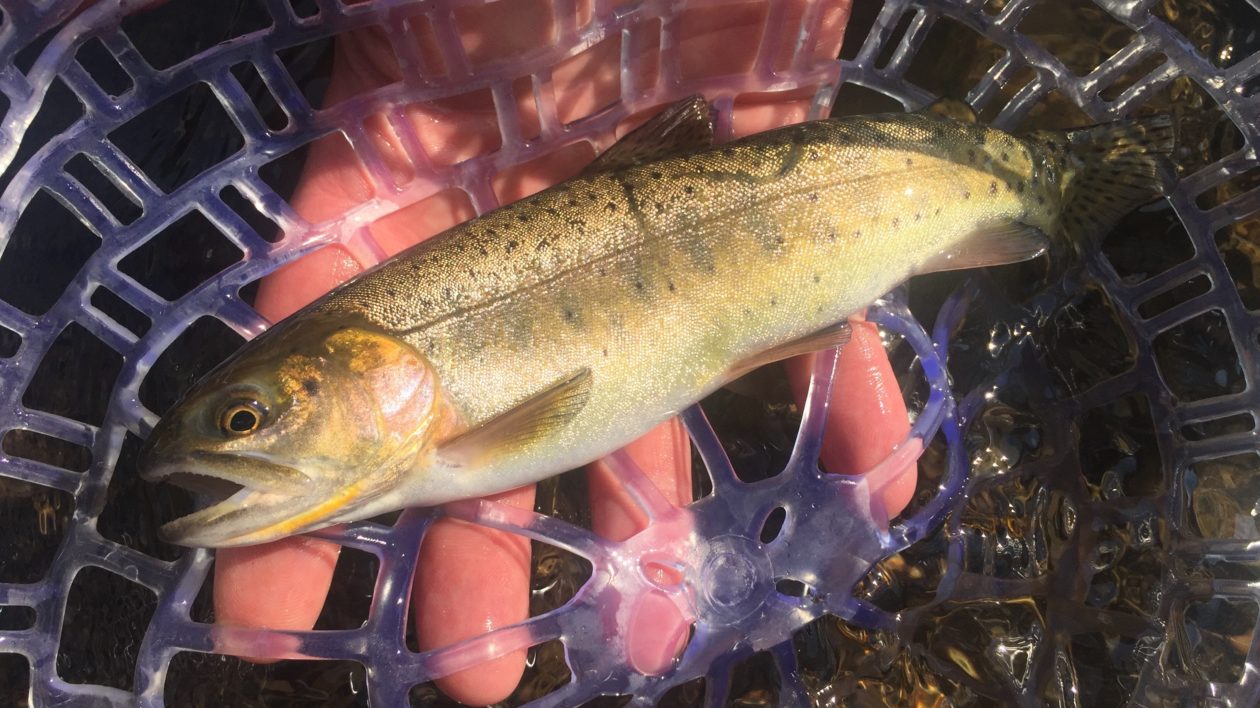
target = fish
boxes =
[139,95,1174,547]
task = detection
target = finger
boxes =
[587,418,691,540]
[586,419,692,675]
[784,319,917,519]
[413,485,535,705]
[356,182,538,706]
[214,96,374,651]
[213,535,340,661]
[350,133,540,708]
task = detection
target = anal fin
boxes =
[437,369,593,467]
[919,222,1049,273]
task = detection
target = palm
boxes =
[212,2,911,705]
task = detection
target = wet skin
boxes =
[207,0,916,704]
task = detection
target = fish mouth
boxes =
[142,453,344,548]
[141,451,312,493]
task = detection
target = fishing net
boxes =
[0,0,1256,705]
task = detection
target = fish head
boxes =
[140,316,442,547]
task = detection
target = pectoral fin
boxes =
[919,222,1049,273]
[583,94,715,175]
[727,322,852,381]
[437,369,593,467]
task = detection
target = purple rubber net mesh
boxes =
[0,0,1256,705]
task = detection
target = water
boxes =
[1,0,1259,705]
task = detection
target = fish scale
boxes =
[318,113,1048,433]
[140,98,1175,547]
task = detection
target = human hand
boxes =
[211,1,916,704]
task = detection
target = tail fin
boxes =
[1055,115,1176,245]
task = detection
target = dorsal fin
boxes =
[584,95,715,175]
[916,97,978,124]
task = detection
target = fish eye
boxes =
[219,400,267,436]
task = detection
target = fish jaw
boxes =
[142,454,371,547]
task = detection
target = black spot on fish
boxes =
[506,240,519,252]
[905,158,913,166]
[967,149,976,163]
[634,279,645,291]
[809,149,820,160]
[650,171,662,180]
[467,268,477,278]
[517,214,530,222]
[914,212,922,221]
[597,267,607,277]
[587,191,598,201]
[742,308,751,317]
[667,280,676,292]
[410,263,421,272]
[989,181,998,195]
[1000,152,1009,162]
[934,207,942,216]
[769,297,777,307]
[537,239,549,251]
[302,379,319,395]
[808,193,819,202]
[852,229,862,239]
[386,288,398,298]
[443,287,454,299]
[479,246,489,256]
[812,273,821,283]
[605,202,618,212]
[563,308,576,322]
[892,217,900,228]
[827,230,837,242]
[684,185,695,195]
[723,147,735,157]
[963,191,971,200]
[602,348,608,357]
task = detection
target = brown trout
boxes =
[140,96,1173,547]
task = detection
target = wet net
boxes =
[0,0,1257,705]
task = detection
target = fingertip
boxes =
[254,245,363,322]
[588,418,691,541]
[213,536,341,662]
[414,486,534,705]
[785,319,917,520]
